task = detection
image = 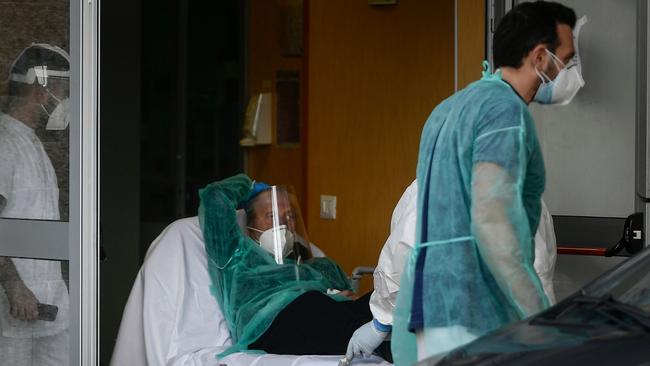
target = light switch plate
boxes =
[320,195,337,220]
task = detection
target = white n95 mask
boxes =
[534,50,584,106]
[45,98,70,130]
[534,16,587,106]
[41,87,70,130]
[249,225,295,262]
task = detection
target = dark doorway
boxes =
[100,0,245,363]
[139,0,246,253]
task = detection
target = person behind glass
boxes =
[0,44,70,366]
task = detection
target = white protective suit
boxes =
[0,112,69,366]
[111,216,389,366]
[370,181,557,327]
[534,199,557,304]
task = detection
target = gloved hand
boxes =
[345,319,390,360]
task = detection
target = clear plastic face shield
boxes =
[245,186,312,264]
[6,44,70,130]
[34,76,70,131]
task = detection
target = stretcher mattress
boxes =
[110,217,390,365]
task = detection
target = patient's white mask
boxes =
[248,225,295,259]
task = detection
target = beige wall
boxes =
[306,0,456,292]
[458,0,486,89]
[245,0,306,204]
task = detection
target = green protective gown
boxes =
[199,174,353,356]
[392,63,551,365]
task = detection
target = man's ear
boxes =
[528,44,549,70]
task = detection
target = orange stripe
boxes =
[557,246,607,256]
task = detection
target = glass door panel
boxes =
[0,0,97,364]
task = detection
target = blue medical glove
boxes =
[345,319,390,359]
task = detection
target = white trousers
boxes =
[416,325,478,361]
[0,330,69,366]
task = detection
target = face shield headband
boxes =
[7,44,70,87]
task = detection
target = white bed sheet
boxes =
[176,349,389,366]
[110,216,390,366]
[221,353,389,366]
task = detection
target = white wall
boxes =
[530,0,637,218]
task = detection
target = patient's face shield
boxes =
[246,185,312,264]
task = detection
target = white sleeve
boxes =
[534,199,557,304]
[472,163,549,318]
[0,139,15,211]
[369,180,417,326]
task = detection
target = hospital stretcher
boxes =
[110,216,391,366]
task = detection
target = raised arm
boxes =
[199,174,252,268]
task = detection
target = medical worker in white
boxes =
[0,44,70,366]
[345,180,558,361]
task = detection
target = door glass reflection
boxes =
[0,44,70,222]
[0,1,71,364]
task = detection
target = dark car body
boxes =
[418,249,650,366]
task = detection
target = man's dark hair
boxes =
[493,1,577,69]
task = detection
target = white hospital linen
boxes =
[111,217,379,366]
[0,112,68,341]
[110,217,231,366]
[221,353,391,366]
[370,181,557,327]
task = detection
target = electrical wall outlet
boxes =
[320,195,337,220]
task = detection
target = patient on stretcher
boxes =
[200,174,375,357]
